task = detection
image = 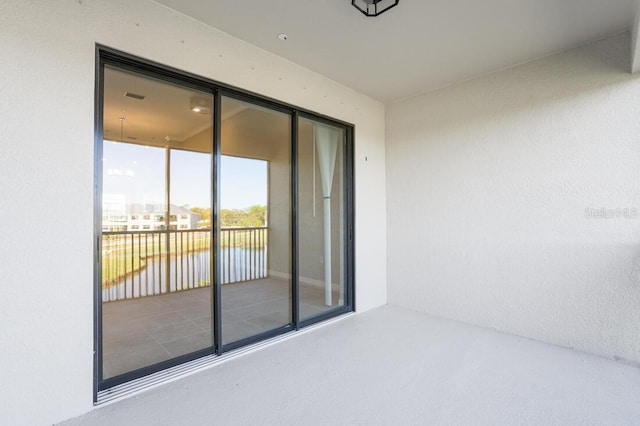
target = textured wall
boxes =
[0,0,386,424]
[387,33,640,364]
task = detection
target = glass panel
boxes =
[101,66,213,380]
[220,97,292,345]
[298,118,346,320]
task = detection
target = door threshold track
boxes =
[96,312,354,406]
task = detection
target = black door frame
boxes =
[94,45,355,400]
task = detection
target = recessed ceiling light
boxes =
[190,96,211,114]
[277,33,288,41]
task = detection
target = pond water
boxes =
[103,248,267,302]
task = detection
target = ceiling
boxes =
[154,0,635,102]
[104,66,212,146]
[103,67,288,153]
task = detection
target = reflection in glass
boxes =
[298,118,346,321]
[101,66,213,380]
[220,97,292,345]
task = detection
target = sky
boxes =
[103,141,267,210]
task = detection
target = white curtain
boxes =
[314,123,339,306]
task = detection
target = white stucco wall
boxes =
[387,33,640,364]
[0,1,386,424]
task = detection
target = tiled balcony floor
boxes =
[103,277,340,379]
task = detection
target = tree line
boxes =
[190,205,267,228]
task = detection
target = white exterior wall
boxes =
[387,34,640,364]
[0,1,387,424]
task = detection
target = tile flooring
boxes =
[102,277,340,379]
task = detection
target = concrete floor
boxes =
[67,305,640,425]
[103,277,340,379]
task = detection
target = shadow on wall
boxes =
[385,32,640,364]
[392,33,635,137]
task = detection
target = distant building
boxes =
[127,204,201,231]
[102,194,127,232]
[101,198,201,232]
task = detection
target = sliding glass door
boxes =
[96,50,354,393]
[219,96,292,347]
[100,66,214,384]
[298,117,350,322]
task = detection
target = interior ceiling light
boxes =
[352,0,399,17]
[119,117,125,143]
[124,92,145,100]
[190,96,211,114]
[277,33,288,41]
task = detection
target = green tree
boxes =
[241,205,267,227]
[219,205,267,227]
[220,208,244,227]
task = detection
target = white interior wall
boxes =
[386,33,640,364]
[0,0,386,424]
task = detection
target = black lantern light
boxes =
[352,0,399,17]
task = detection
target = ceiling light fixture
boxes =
[119,117,125,143]
[190,96,211,114]
[277,33,288,41]
[352,0,399,17]
[124,92,145,100]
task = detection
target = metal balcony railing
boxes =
[101,227,268,302]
